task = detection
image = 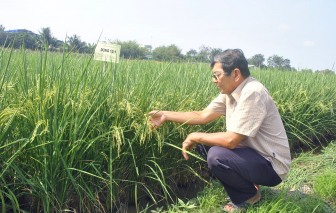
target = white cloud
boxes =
[303,41,314,47]
[279,24,291,31]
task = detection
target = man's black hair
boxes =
[210,49,250,78]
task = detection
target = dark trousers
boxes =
[197,144,282,204]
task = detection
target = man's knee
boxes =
[207,146,231,171]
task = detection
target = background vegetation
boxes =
[1,24,335,74]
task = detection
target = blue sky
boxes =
[1,0,335,71]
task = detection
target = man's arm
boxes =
[148,108,222,129]
[181,131,245,160]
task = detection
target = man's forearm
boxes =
[186,131,245,149]
[162,111,209,125]
[148,108,221,129]
[181,131,245,160]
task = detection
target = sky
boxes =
[1,0,336,71]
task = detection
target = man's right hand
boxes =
[147,110,166,130]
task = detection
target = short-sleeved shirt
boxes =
[207,77,291,180]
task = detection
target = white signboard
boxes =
[94,42,121,63]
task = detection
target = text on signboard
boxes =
[101,48,117,53]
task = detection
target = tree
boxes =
[152,44,182,62]
[247,54,265,68]
[267,55,291,70]
[37,27,60,50]
[16,33,37,49]
[85,43,96,54]
[67,34,86,52]
[186,49,197,57]
[0,25,6,46]
[283,59,291,70]
[197,45,212,61]
[0,28,37,49]
[323,69,335,75]
[210,48,223,59]
[111,39,149,59]
[291,67,297,72]
[316,69,335,75]
[37,27,52,47]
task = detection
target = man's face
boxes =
[212,62,236,94]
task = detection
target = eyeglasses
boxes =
[212,71,224,80]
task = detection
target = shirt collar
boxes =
[230,77,252,102]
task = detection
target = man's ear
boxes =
[234,68,241,81]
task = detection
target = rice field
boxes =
[0,45,335,212]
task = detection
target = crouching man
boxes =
[148,49,291,212]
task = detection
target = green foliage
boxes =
[252,69,336,147]
[0,31,37,49]
[209,48,223,60]
[196,45,211,62]
[112,39,149,59]
[186,49,197,57]
[185,47,223,63]
[267,54,291,70]
[37,27,53,46]
[0,47,219,212]
[86,42,96,54]
[153,44,182,61]
[248,54,265,68]
[170,198,197,212]
[316,69,335,75]
[151,206,164,213]
[192,180,227,212]
[67,34,87,53]
[301,68,313,73]
[291,67,297,72]
[0,26,62,52]
[0,26,93,53]
[36,27,61,51]
[314,169,336,200]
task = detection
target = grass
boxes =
[152,141,336,213]
[314,169,336,201]
[0,44,336,212]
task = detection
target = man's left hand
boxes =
[182,133,198,160]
